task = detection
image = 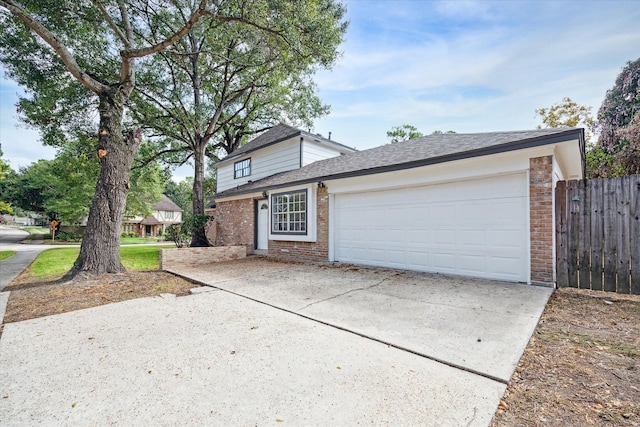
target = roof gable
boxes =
[213,128,585,199]
[152,195,183,212]
[216,123,355,166]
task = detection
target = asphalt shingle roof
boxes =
[213,128,584,199]
[153,195,183,212]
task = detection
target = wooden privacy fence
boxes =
[555,175,640,294]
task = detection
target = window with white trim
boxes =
[165,210,174,220]
[271,190,307,234]
[234,158,251,179]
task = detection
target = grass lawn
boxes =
[28,245,174,280]
[0,250,17,261]
[120,237,165,244]
[17,226,50,235]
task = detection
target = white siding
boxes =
[217,139,301,192]
[301,139,344,166]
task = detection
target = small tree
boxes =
[386,125,424,143]
[166,214,211,248]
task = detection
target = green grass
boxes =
[17,226,50,235]
[119,237,165,244]
[120,245,173,270]
[0,250,17,261]
[27,245,174,280]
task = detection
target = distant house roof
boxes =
[215,123,356,166]
[153,195,183,212]
[140,215,162,225]
[213,128,585,199]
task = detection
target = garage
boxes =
[333,173,529,282]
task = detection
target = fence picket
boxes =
[567,180,580,288]
[630,175,640,294]
[555,181,569,288]
[617,177,630,293]
[579,180,591,289]
[603,179,618,292]
[590,179,604,291]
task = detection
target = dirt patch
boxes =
[3,270,200,324]
[491,288,640,427]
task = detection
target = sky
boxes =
[1,0,639,181]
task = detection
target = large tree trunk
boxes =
[66,92,141,278]
[190,142,209,247]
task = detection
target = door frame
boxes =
[255,198,269,250]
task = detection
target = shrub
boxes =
[55,231,83,242]
[166,214,212,248]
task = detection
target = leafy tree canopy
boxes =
[127,0,347,246]
[535,97,595,144]
[386,124,424,143]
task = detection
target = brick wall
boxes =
[214,198,255,252]
[529,155,554,284]
[268,187,329,262]
[160,245,246,270]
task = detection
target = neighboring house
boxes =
[208,127,585,286]
[0,215,35,226]
[122,194,183,237]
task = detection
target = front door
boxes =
[256,199,269,250]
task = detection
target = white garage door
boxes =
[333,173,528,282]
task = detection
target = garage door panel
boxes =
[433,229,455,245]
[334,173,528,282]
[460,254,486,273]
[460,229,485,246]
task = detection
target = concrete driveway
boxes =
[0,257,552,426]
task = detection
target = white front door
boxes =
[256,199,269,250]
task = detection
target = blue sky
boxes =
[1,0,639,180]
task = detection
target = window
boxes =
[234,158,251,179]
[271,190,307,235]
[165,211,174,220]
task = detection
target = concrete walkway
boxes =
[0,227,49,324]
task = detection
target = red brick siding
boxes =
[529,156,554,284]
[160,246,246,270]
[268,187,329,262]
[214,198,255,252]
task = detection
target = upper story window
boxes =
[234,158,251,179]
[165,211,174,220]
[271,190,307,235]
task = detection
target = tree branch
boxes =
[121,0,208,59]
[0,0,109,94]
[91,0,130,47]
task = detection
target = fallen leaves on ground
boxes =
[3,270,199,324]
[491,288,640,427]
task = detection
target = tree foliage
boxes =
[593,57,640,176]
[0,0,213,276]
[386,124,424,143]
[0,150,15,214]
[535,97,595,142]
[128,0,347,247]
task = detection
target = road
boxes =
[0,226,49,291]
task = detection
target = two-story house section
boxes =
[215,123,356,193]
[206,124,355,252]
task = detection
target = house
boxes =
[122,194,183,237]
[208,126,585,285]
